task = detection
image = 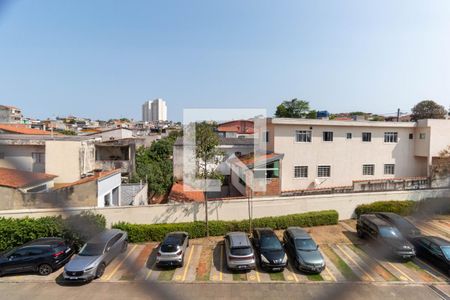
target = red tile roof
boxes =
[230,152,283,168]
[169,182,205,203]
[0,124,53,135]
[217,120,254,134]
[0,168,57,188]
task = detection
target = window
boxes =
[323,131,333,142]
[104,193,111,207]
[264,131,269,143]
[346,133,352,139]
[384,132,398,143]
[32,152,45,164]
[295,130,312,143]
[409,133,413,140]
[294,166,308,178]
[254,161,280,179]
[363,164,375,175]
[419,133,426,139]
[362,132,372,142]
[384,164,395,175]
[317,165,331,177]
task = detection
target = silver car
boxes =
[63,229,128,281]
[156,232,189,267]
[224,232,256,271]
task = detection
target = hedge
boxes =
[0,211,106,252]
[354,200,417,217]
[112,210,339,243]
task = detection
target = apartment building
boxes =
[0,105,22,123]
[265,118,450,192]
[142,98,167,122]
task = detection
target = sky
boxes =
[0,0,450,121]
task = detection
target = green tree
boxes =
[306,110,317,119]
[411,100,447,121]
[275,99,310,118]
[59,129,77,135]
[195,122,221,179]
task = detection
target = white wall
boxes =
[0,144,45,172]
[1,188,449,226]
[97,172,122,207]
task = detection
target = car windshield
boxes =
[161,244,180,253]
[260,236,282,251]
[295,238,317,251]
[78,243,104,256]
[441,246,450,260]
[230,247,252,256]
[379,227,403,238]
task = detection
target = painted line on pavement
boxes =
[336,244,374,282]
[105,244,137,281]
[387,262,414,282]
[181,245,195,282]
[325,267,337,282]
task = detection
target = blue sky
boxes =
[0,0,449,121]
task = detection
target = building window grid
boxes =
[323,131,333,142]
[32,152,45,164]
[294,166,308,178]
[295,130,312,143]
[384,164,395,175]
[362,132,372,142]
[317,165,331,177]
[384,132,398,143]
[346,133,352,139]
[363,164,375,176]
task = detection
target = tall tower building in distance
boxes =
[142,98,167,122]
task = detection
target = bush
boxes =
[112,210,338,243]
[0,212,106,252]
[354,200,417,217]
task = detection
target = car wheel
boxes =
[121,241,128,253]
[187,240,189,247]
[95,263,106,279]
[357,229,365,239]
[38,264,53,276]
[180,255,185,267]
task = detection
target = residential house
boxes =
[0,105,22,123]
[217,120,254,138]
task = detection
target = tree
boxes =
[411,100,447,121]
[59,129,77,136]
[306,110,317,119]
[275,99,310,118]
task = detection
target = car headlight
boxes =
[84,266,94,272]
[261,254,270,263]
[282,254,287,264]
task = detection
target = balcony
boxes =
[95,160,131,174]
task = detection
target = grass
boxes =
[119,274,135,281]
[348,244,398,281]
[404,261,422,271]
[233,272,248,281]
[306,274,324,281]
[158,268,176,281]
[321,245,358,281]
[269,271,285,281]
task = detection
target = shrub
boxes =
[112,210,338,243]
[0,212,106,252]
[354,200,417,217]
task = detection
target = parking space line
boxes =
[335,244,374,281]
[414,258,447,282]
[255,269,261,282]
[286,264,299,282]
[181,245,195,281]
[325,267,336,282]
[387,262,414,282]
[105,244,137,281]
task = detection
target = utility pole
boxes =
[204,154,209,237]
[396,108,400,122]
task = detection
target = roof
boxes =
[168,182,205,203]
[271,118,415,128]
[95,137,143,146]
[227,232,251,247]
[0,124,53,135]
[85,127,133,136]
[88,229,123,243]
[286,227,310,238]
[0,168,57,189]
[54,169,121,189]
[0,105,19,110]
[230,152,284,169]
[217,120,254,134]
[360,214,391,227]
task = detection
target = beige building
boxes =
[0,134,98,184]
[266,118,450,193]
[0,105,22,123]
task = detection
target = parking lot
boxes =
[2,216,450,287]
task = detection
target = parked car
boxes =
[252,228,287,271]
[224,232,256,271]
[375,212,421,241]
[63,229,128,282]
[283,227,325,274]
[412,236,450,276]
[356,214,415,260]
[156,232,189,268]
[0,237,74,277]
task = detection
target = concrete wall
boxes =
[90,129,133,141]
[97,172,122,207]
[1,188,449,226]
[0,144,45,172]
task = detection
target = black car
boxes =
[252,228,287,271]
[375,212,421,241]
[412,236,450,276]
[357,214,415,260]
[0,237,74,276]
